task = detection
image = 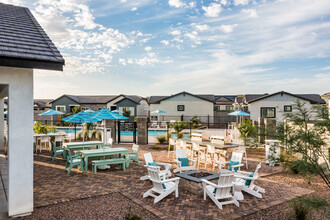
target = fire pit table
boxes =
[175,170,220,196]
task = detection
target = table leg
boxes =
[125,153,129,168]
[85,156,88,173]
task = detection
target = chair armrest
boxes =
[156,162,172,169]
[231,163,244,168]
[217,161,229,168]
[234,174,255,181]
[201,179,218,187]
[161,177,180,183]
[236,170,252,175]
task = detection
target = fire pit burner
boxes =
[189,171,213,178]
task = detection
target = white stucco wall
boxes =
[248,93,315,122]
[137,99,148,116]
[150,93,214,122]
[0,66,33,217]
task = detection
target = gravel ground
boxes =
[21,193,160,220]
[241,171,330,220]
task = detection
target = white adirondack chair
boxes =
[218,151,244,172]
[202,171,239,210]
[236,146,248,169]
[143,166,180,203]
[140,152,172,180]
[234,162,265,198]
[173,149,196,173]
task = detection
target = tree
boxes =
[123,107,131,117]
[284,100,330,187]
[170,120,187,138]
[237,118,255,146]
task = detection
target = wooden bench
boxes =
[92,158,126,174]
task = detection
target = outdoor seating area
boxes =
[14,143,318,219]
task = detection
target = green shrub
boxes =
[34,122,47,134]
[290,196,328,220]
[45,125,56,133]
[156,135,166,144]
[177,131,183,139]
[290,160,319,175]
[124,207,141,220]
[77,130,83,140]
[83,130,89,140]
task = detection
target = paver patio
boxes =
[28,144,313,219]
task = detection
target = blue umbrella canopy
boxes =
[92,108,128,120]
[62,111,101,123]
[111,110,123,114]
[151,109,166,114]
[84,109,95,113]
[228,110,250,116]
[39,109,64,116]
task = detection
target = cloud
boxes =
[131,7,137,11]
[145,46,152,51]
[219,24,238,33]
[241,8,258,18]
[202,3,222,17]
[168,0,195,9]
[170,30,181,35]
[193,24,209,31]
[234,0,250,6]
[160,40,170,45]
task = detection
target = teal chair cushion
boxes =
[228,160,240,172]
[245,173,254,186]
[178,158,189,167]
[213,182,219,194]
[148,162,157,166]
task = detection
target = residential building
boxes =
[33,99,53,122]
[246,91,326,121]
[50,95,116,114]
[148,91,215,122]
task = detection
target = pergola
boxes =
[0,3,64,217]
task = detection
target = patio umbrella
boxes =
[91,108,128,144]
[84,109,95,113]
[111,109,123,114]
[62,111,102,141]
[39,109,64,125]
[228,110,250,123]
[151,109,166,122]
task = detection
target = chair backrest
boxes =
[175,140,181,149]
[231,151,244,163]
[108,137,113,147]
[249,162,262,188]
[215,171,235,198]
[144,152,153,165]
[191,133,202,137]
[132,144,139,153]
[176,149,188,159]
[169,138,176,145]
[192,142,200,150]
[206,144,215,154]
[147,166,164,192]
[180,140,186,148]
[51,141,56,152]
[55,135,64,142]
[66,150,73,163]
[40,136,50,143]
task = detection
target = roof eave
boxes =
[0,56,64,71]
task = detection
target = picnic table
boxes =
[78,147,130,172]
[63,141,104,151]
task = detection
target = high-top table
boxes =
[78,147,129,173]
[179,138,240,149]
[63,141,104,151]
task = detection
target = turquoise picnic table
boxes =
[63,141,104,151]
[78,147,130,173]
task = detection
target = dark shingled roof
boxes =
[148,92,215,104]
[0,3,64,70]
[50,95,117,104]
[34,99,53,108]
[248,91,326,104]
[113,95,143,104]
[214,95,236,105]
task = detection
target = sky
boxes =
[3,0,330,98]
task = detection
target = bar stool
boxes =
[55,135,64,147]
[39,136,51,153]
[205,144,221,170]
[191,142,206,169]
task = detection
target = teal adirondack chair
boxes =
[128,144,140,165]
[65,150,84,174]
[51,141,66,161]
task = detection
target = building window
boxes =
[242,106,248,112]
[177,105,185,111]
[284,105,292,112]
[260,107,276,118]
[226,105,234,111]
[110,106,117,111]
[81,107,89,111]
[214,106,220,112]
[56,105,66,112]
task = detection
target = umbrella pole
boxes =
[74,123,77,141]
